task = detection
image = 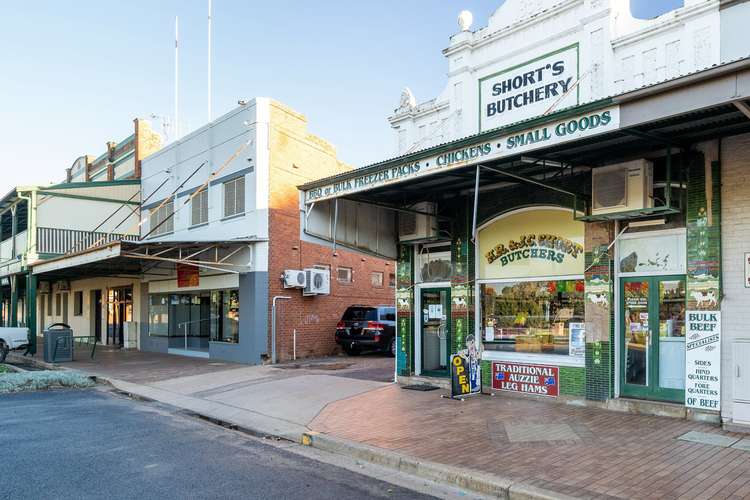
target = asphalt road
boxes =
[0,389,435,500]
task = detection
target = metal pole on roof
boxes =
[471,165,480,243]
[332,199,338,253]
[175,16,180,141]
[207,0,212,122]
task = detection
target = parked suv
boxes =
[335,305,396,356]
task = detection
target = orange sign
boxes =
[177,264,200,288]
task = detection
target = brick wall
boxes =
[267,101,393,361]
[719,133,750,420]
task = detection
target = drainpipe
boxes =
[271,296,290,364]
[10,204,17,259]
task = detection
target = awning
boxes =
[299,56,750,209]
[32,239,262,281]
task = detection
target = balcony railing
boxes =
[37,227,139,256]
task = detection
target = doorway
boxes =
[620,276,686,403]
[106,287,132,347]
[92,290,102,342]
[419,287,451,377]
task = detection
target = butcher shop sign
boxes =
[492,362,559,397]
[685,311,721,411]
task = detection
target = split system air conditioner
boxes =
[304,268,330,296]
[282,270,306,289]
[398,201,438,242]
[591,159,653,215]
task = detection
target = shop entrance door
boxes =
[106,287,133,347]
[620,276,686,403]
[420,288,451,377]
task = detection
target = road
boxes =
[0,389,436,500]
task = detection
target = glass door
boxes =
[620,276,686,402]
[420,288,451,377]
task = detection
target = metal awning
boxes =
[299,56,750,210]
[31,239,262,281]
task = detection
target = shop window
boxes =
[148,294,169,337]
[389,272,396,288]
[481,279,585,357]
[416,244,452,283]
[371,271,384,287]
[55,293,61,316]
[73,291,83,316]
[223,176,245,218]
[191,188,209,226]
[337,267,352,284]
[149,200,174,236]
[210,289,240,343]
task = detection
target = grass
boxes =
[0,371,95,394]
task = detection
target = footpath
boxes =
[9,348,750,500]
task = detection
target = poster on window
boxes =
[568,323,585,357]
[685,311,721,411]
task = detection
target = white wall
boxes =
[38,277,143,348]
[389,0,729,155]
[36,184,141,234]
[720,132,750,422]
[140,99,269,245]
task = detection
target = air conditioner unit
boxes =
[303,268,330,296]
[283,270,306,289]
[398,201,438,242]
[591,160,653,215]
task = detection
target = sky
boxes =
[0,0,683,193]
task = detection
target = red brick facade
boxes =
[266,101,394,361]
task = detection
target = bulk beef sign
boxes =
[685,311,721,410]
[492,362,559,397]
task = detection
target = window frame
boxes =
[336,266,352,284]
[149,199,175,237]
[73,291,83,316]
[223,176,246,219]
[191,188,209,227]
[370,271,384,288]
[477,275,586,366]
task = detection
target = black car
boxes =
[335,305,396,356]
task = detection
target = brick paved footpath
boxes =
[310,385,750,499]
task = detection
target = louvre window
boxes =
[149,200,174,236]
[191,189,209,226]
[337,267,352,284]
[223,176,245,218]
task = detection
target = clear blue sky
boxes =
[0,0,682,192]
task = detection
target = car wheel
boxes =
[0,341,8,363]
[388,337,396,357]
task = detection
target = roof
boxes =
[300,55,750,192]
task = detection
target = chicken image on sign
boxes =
[492,362,559,397]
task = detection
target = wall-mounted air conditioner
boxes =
[303,268,330,296]
[398,201,438,242]
[283,270,307,289]
[591,159,653,215]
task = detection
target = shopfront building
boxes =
[301,47,750,427]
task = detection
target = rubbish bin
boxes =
[43,323,73,363]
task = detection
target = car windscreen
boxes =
[342,307,378,321]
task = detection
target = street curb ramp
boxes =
[301,431,576,500]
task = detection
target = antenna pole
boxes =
[208,0,212,122]
[174,16,180,140]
